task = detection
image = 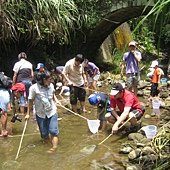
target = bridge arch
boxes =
[82,5,153,56]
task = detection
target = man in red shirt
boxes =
[107,83,145,134]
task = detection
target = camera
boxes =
[11,114,22,123]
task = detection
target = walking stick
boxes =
[15,120,28,160]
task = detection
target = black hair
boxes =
[18,52,27,60]
[75,54,84,63]
[36,70,51,85]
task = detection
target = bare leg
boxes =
[92,80,97,91]
[72,104,77,113]
[47,136,59,153]
[1,112,8,137]
[80,101,86,113]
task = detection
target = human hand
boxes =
[67,81,73,86]
[112,124,119,134]
[25,114,30,120]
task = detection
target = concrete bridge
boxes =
[82,0,155,56]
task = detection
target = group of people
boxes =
[0,40,168,153]
[0,52,101,152]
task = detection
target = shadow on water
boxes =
[0,86,159,170]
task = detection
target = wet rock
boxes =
[139,154,158,162]
[137,90,144,97]
[159,91,169,98]
[141,146,156,155]
[120,146,133,154]
[150,112,156,117]
[144,114,151,119]
[136,143,145,148]
[164,116,170,121]
[128,149,141,160]
[126,165,142,170]
[128,133,145,142]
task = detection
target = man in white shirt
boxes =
[12,52,34,114]
[63,54,88,113]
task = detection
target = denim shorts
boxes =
[36,113,59,139]
[21,80,32,99]
[0,89,10,112]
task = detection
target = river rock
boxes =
[126,165,142,170]
[164,116,170,121]
[141,146,156,155]
[128,133,145,142]
[139,154,158,162]
[144,114,151,119]
[128,149,141,160]
[120,146,133,154]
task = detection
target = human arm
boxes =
[25,99,33,120]
[111,109,120,120]
[131,50,142,62]
[112,106,131,133]
[12,72,17,85]
[120,61,125,77]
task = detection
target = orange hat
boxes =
[11,83,25,92]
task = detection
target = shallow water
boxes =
[0,87,159,170]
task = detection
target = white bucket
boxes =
[152,99,161,109]
[141,125,157,139]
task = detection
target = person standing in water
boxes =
[62,54,88,113]
[25,70,60,153]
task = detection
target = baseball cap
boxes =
[88,94,101,105]
[110,83,124,96]
[128,41,136,47]
[151,60,158,68]
[56,82,62,90]
[11,83,25,92]
[36,63,44,70]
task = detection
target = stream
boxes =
[0,86,159,170]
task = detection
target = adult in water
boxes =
[25,70,60,153]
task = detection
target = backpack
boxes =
[0,72,13,89]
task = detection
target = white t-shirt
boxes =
[63,58,85,87]
[13,59,33,82]
[28,83,56,118]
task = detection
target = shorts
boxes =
[88,74,100,83]
[0,89,10,112]
[110,107,145,121]
[150,83,159,97]
[69,85,86,105]
[21,80,32,99]
[36,113,59,139]
[126,73,139,89]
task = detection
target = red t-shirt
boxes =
[110,90,142,113]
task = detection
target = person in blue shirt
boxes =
[88,92,111,131]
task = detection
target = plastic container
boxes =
[152,99,161,115]
[160,78,167,85]
[152,99,161,109]
[142,125,157,139]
